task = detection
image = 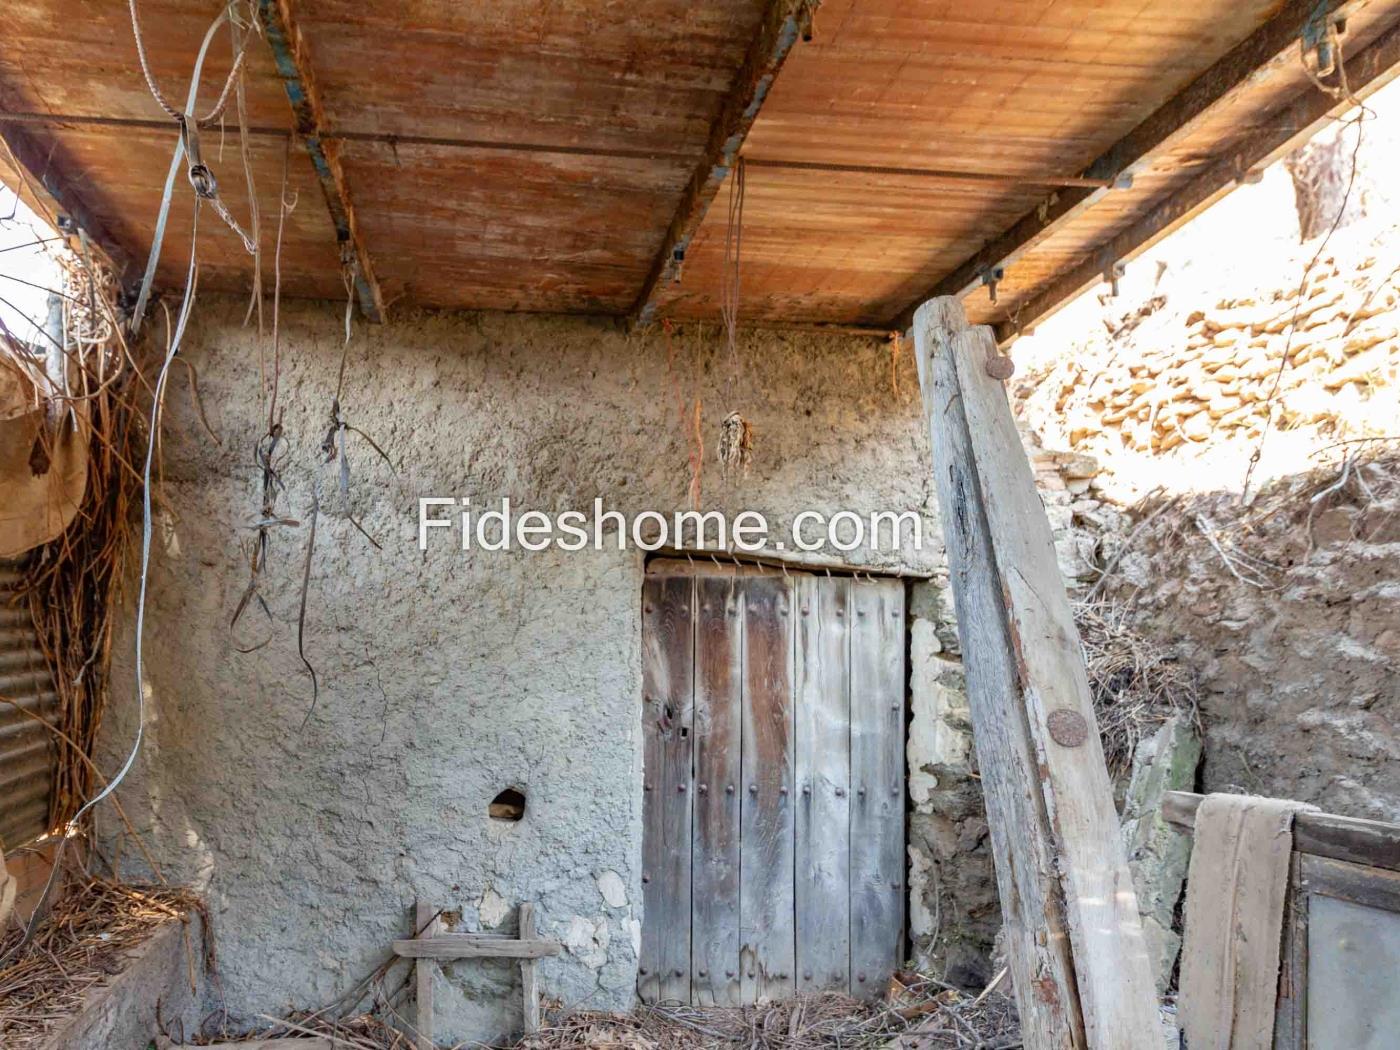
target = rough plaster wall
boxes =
[98,297,941,1044]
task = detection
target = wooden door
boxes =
[640,560,906,1005]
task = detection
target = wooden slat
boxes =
[394,934,561,960]
[1164,791,1400,872]
[738,574,796,1003]
[917,297,1159,1046]
[413,901,439,1050]
[918,296,1081,1047]
[691,575,744,1006]
[847,577,904,998]
[794,574,851,993]
[640,575,695,1004]
[520,903,541,1034]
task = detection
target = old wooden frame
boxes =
[1164,791,1400,1047]
[630,0,816,327]
[915,296,1159,1048]
[891,0,1367,333]
[398,900,560,1046]
[256,0,384,322]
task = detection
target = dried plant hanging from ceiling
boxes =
[717,159,753,479]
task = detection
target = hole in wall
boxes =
[489,787,526,822]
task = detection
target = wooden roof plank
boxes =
[0,121,138,289]
[993,11,1400,345]
[631,0,817,327]
[890,0,1368,332]
[256,0,384,323]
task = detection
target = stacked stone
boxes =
[1048,257,1400,453]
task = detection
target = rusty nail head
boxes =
[802,785,812,796]
[639,967,648,975]
[726,784,735,794]
[699,783,708,794]
[985,354,1016,381]
[857,973,867,983]
[644,604,653,613]
[804,970,813,980]
[780,786,789,796]
[677,783,686,792]
[1047,708,1089,747]
[697,968,707,977]
[834,787,846,797]
[641,875,650,883]
[726,970,735,978]
[801,605,810,614]
[749,784,758,795]
[674,968,683,977]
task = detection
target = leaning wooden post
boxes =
[914,297,1159,1049]
[414,900,440,1050]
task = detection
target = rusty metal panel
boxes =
[0,559,58,851]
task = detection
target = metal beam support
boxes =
[257,0,384,323]
[889,0,1365,333]
[630,0,816,327]
[0,122,137,289]
[993,13,1400,345]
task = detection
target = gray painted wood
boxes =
[848,577,905,998]
[917,295,1160,1047]
[520,903,540,1034]
[414,901,439,1050]
[739,575,796,1003]
[917,296,1082,1049]
[394,934,561,960]
[691,574,743,1006]
[794,574,851,993]
[948,319,1159,1044]
[640,574,694,1004]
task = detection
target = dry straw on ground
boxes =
[0,872,205,1047]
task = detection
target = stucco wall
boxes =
[99,298,943,1044]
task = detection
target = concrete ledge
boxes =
[36,912,206,1050]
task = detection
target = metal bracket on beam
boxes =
[630,0,819,327]
[978,265,1005,304]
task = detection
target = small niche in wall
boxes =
[489,787,526,822]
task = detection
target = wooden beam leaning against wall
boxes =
[913,297,1160,1049]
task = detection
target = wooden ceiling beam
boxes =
[257,0,384,323]
[630,0,816,328]
[0,121,137,290]
[889,0,1368,333]
[993,12,1400,345]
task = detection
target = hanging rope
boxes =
[717,159,753,478]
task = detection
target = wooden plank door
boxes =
[640,574,694,1004]
[641,561,906,1006]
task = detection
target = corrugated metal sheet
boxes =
[0,559,58,850]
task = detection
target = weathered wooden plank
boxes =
[414,901,439,1050]
[640,574,695,1004]
[848,576,904,998]
[692,574,743,1006]
[520,902,541,1034]
[922,298,1160,1046]
[739,574,796,1003]
[1164,790,1400,873]
[917,296,1082,1049]
[794,574,851,993]
[394,935,561,960]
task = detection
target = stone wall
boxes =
[98,298,950,1044]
